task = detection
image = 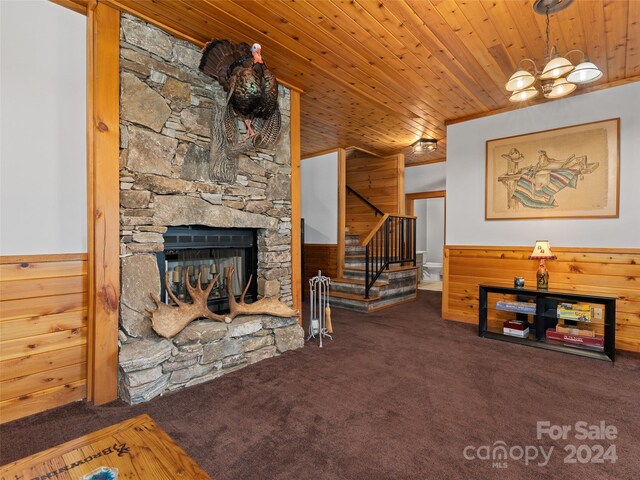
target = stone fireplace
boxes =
[117,14,303,404]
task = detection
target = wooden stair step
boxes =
[345,265,418,272]
[332,277,389,287]
[329,291,380,302]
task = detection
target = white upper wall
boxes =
[404,162,446,193]
[1,0,87,255]
[446,82,640,248]
[301,152,338,244]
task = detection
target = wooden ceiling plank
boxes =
[577,0,610,83]
[400,0,506,106]
[434,0,519,92]
[280,2,450,138]
[603,0,629,82]
[354,0,501,112]
[311,0,481,120]
[626,0,640,77]
[333,0,490,113]
[454,0,520,109]
[478,1,534,73]
[295,0,469,130]
[502,0,548,67]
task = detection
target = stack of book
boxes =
[503,320,529,338]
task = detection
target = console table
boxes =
[479,285,615,362]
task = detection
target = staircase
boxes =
[329,233,418,312]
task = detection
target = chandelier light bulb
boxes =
[546,77,576,98]
[505,70,536,92]
[540,55,574,80]
[566,61,603,83]
[509,86,539,103]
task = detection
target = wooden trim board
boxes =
[86,1,120,405]
[290,90,302,321]
[337,148,346,279]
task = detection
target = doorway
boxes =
[406,191,445,293]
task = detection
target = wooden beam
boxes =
[49,0,88,16]
[301,147,338,160]
[337,148,346,279]
[290,90,302,321]
[405,190,447,211]
[394,153,406,214]
[86,1,119,405]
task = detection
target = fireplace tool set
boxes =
[308,270,333,347]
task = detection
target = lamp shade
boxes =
[509,86,539,103]
[545,77,576,99]
[566,61,603,84]
[540,55,574,80]
[530,240,556,259]
[505,70,536,92]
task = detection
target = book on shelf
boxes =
[556,323,595,337]
[557,303,592,322]
[503,327,530,338]
[503,319,529,331]
[496,300,536,314]
[546,330,604,350]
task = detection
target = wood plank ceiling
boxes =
[93,0,638,164]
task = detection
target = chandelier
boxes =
[505,0,602,103]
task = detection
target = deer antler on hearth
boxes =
[148,271,225,339]
[224,267,300,320]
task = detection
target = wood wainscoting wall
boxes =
[303,244,338,288]
[0,254,88,423]
[443,246,640,353]
[346,153,404,240]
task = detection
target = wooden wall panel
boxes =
[303,244,338,288]
[442,246,640,353]
[346,154,403,240]
[0,254,88,424]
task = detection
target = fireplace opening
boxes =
[157,226,258,314]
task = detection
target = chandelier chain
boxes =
[545,6,551,57]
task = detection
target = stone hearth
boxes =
[117,14,303,404]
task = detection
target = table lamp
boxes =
[529,240,556,289]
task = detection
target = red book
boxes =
[546,330,604,350]
[503,320,528,331]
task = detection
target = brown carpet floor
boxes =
[2,291,639,479]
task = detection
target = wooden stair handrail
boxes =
[361,214,416,246]
[361,214,389,246]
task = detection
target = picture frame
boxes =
[485,118,620,220]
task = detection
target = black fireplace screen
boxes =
[157,226,258,314]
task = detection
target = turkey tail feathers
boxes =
[200,39,251,90]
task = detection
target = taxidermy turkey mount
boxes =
[199,39,282,183]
